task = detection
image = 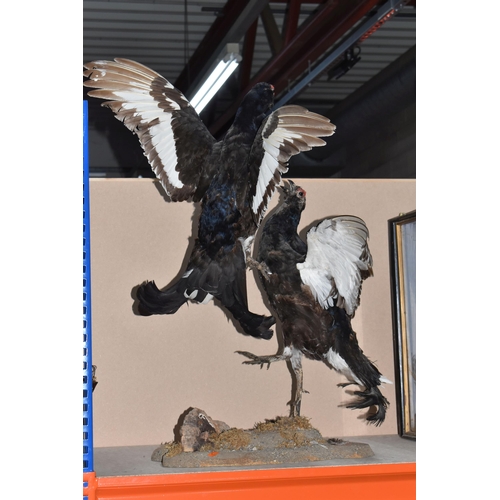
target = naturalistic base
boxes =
[151,409,374,468]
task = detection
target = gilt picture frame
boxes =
[388,210,416,440]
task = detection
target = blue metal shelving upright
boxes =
[83,101,94,482]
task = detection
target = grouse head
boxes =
[280,180,306,212]
[236,82,275,124]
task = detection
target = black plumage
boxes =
[238,181,390,425]
[83,59,335,339]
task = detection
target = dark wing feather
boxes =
[83,58,216,201]
[248,105,336,224]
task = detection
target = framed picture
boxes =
[388,210,416,439]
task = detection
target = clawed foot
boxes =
[288,399,302,417]
[287,389,309,417]
[246,258,272,280]
[337,382,355,388]
[236,350,289,370]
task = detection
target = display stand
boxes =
[82,102,415,499]
[86,438,415,499]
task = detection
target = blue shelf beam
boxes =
[83,100,94,475]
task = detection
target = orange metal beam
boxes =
[83,471,97,500]
[92,462,416,500]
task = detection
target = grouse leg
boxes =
[236,350,291,369]
[289,352,305,417]
[246,257,272,281]
[238,349,308,416]
[289,366,304,417]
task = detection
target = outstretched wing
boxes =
[247,105,335,224]
[297,216,373,316]
[83,58,216,202]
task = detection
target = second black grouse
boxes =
[238,180,391,425]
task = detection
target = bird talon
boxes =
[246,257,260,270]
[236,350,281,369]
[337,382,353,388]
[246,258,272,280]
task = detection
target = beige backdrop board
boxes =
[89,178,415,447]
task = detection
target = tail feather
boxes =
[345,386,389,426]
[328,306,389,425]
[136,280,187,315]
[136,264,275,339]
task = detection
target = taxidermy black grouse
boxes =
[83,59,335,340]
[238,181,391,424]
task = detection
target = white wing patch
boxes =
[83,58,191,196]
[251,106,336,223]
[149,115,183,188]
[297,216,373,316]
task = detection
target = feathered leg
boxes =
[224,301,275,340]
[218,260,275,339]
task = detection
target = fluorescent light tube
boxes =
[191,53,241,113]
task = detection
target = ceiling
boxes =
[83,0,416,178]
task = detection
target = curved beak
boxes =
[281,179,296,193]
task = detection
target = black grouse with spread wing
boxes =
[83,59,335,339]
[238,181,390,424]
